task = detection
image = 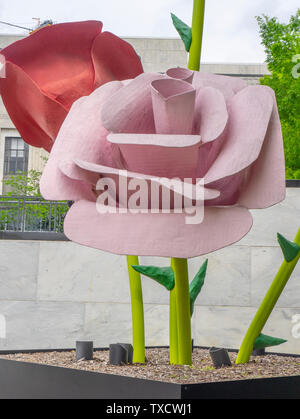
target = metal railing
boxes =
[0,196,69,233]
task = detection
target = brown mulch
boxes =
[1,348,300,384]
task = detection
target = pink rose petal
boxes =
[40,159,96,201]
[205,171,246,206]
[204,85,274,184]
[73,158,220,202]
[101,72,167,134]
[59,160,99,184]
[107,133,201,179]
[64,200,253,258]
[151,78,196,135]
[237,87,286,208]
[193,72,247,101]
[166,67,194,84]
[193,86,228,142]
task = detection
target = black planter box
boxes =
[0,356,300,399]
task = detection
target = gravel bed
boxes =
[1,348,300,384]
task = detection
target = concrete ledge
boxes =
[0,231,69,241]
[286,179,300,187]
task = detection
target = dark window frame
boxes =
[3,137,29,176]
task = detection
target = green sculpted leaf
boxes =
[171,13,192,52]
[189,259,208,316]
[131,265,175,291]
[253,333,287,350]
[277,233,300,262]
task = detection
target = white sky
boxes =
[0,0,298,63]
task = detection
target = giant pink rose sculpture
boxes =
[40,67,285,258]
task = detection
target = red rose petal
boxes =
[0,61,68,151]
[1,21,103,109]
[91,31,143,89]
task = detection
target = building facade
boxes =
[0,33,270,194]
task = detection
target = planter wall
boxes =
[0,187,299,353]
[0,357,300,399]
[0,357,180,399]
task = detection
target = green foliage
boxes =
[253,333,287,350]
[3,169,43,197]
[277,232,300,262]
[171,13,192,52]
[256,10,300,179]
[0,195,68,233]
[189,259,208,316]
[131,265,175,291]
[132,259,208,315]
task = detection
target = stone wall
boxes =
[0,188,299,354]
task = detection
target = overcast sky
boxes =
[0,0,298,63]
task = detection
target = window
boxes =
[3,137,29,175]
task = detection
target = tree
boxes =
[3,169,43,196]
[256,9,300,179]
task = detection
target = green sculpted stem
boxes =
[172,258,192,365]
[188,0,205,71]
[169,259,178,364]
[127,255,145,363]
[236,228,300,364]
[168,0,206,367]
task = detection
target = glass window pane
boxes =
[11,139,18,149]
[17,139,25,150]
[16,158,24,172]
